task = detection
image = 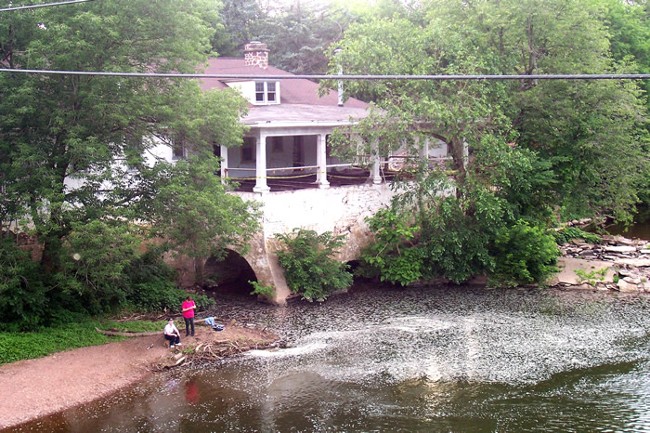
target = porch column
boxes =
[316,133,330,189]
[253,133,270,193]
[419,138,429,169]
[220,144,229,182]
[371,141,382,185]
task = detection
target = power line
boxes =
[0,0,96,12]
[0,68,649,80]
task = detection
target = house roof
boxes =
[200,58,369,127]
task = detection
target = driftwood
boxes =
[95,327,160,338]
[153,334,280,371]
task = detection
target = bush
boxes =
[361,208,423,286]
[552,226,601,245]
[489,220,560,287]
[276,229,353,301]
[0,237,49,331]
[59,221,139,314]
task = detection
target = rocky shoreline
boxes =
[556,235,650,292]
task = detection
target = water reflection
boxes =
[6,286,650,433]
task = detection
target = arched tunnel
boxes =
[202,249,258,298]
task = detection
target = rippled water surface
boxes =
[8,286,650,432]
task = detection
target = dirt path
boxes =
[0,324,277,431]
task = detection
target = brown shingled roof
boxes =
[200,57,368,109]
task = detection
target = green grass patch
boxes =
[0,318,166,365]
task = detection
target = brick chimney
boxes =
[244,41,269,69]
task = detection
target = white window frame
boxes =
[253,81,280,105]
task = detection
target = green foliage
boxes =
[58,221,139,314]
[0,0,248,311]
[420,196,496,284]
[552,227,602,245]
[141,155,260,285]
[0,320,113,364]
[276,229,353,301]
[330,0,649,226]
[0,237,48,331]
[0,318,167,364]
[361,207,423,286]
[575,267,608,286]
[489,221,560,288]
[249,280,275,298]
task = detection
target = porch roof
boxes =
[243,103,369,127]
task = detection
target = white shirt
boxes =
[164,322,179,336]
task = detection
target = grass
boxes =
[0,317,167,365]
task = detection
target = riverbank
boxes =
[0,323,278,431]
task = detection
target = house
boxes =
[164,42,452,303]
[200,41,375,193]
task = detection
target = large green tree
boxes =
[0,0,256,314]
[332,0,648,285]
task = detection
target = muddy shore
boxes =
[0,324,278,431]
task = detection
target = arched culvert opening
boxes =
[345,260,378,292]
[203,249,258,298]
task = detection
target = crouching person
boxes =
[163,318,182,349]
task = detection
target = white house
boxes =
[158,42,453,303]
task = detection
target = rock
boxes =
[623,276,642,285]
[604,246,638,253]
[617,279,638,292]
[615,259,650,267]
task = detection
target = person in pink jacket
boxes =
[181,296,196,337]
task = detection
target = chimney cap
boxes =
[244,41,269,51]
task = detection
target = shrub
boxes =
[276,229,353,301]
[489,220,560,287]
[249,280,274,298]
[0,237,48,331]
[552,226,601,245]
[361,208,423,286]
[59,221,139,314]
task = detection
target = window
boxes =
[255,82,265,102]
[267,82,276,102]
[254,81,279,104]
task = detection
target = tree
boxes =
[331,0,648,285]
[141,156,260,286]
[0,0,254,312]
[211,0,264,56]
[333,0,648,223]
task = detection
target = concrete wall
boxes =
[233,183,399,304]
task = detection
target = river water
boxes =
[9,285,650,433]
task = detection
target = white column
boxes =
[419,137,430,169]
[316,133,330,189]
[220,144,229,182]
[371,140,382,185]
[253,132,270,193]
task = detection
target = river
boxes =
[8,285,650,432]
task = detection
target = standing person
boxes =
[182,295,196,337]
[163,318,182,349]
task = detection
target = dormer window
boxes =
[254,81,279,104]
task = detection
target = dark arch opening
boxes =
[345,259,379,293]
[203,249,258,298]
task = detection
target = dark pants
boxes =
[164,334,180,346]
[184,317,195,336]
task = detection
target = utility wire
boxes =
[0,0,95,12]
[0,69,649,80]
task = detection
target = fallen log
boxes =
[95,328,160,337]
